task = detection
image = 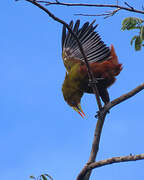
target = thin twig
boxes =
[74,13,111,17]
[75,8,120,19]
[36,1,144,15]
[124,2,134,10]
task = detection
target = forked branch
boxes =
[77,153,144,180]
[77,83,144,180]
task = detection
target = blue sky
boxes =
[1,0,144,180]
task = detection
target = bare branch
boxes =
[76,108,107,180]
[77,83,144,180]
[77,153,144,178]
[36,1,144,15]
[89,153,144,169]
[124,2,134,10]
[75,8,120,19]
[106,83,144,111]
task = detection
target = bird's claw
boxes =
[95,106,110,119]
[95,109,104,119]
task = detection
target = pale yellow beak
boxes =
[72,103,86,118]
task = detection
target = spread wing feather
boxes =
[62,19,111,63]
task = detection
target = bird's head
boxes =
[62,72,85,118]
[62,85,85,118]
[69,99,85,118]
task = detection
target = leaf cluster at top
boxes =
[122,17,144,51]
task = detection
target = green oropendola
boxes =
[61,20,122,118]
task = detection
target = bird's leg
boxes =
[98,88,110,105]
[88,79,110,118]
[95,88,110,118]
[100,88,110,114]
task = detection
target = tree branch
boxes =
[76,83,144,180]
[105,83,144,111]
[76,108,107,180]
[77,153,144,178]
[75,8,121,19]
[37,1,144,15]
[124,2,134,10]
[89,153,144,169]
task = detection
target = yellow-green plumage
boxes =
[62,63,86,107]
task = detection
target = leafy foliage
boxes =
[30,176,36,180]
[122,17,144,30]
[30,174,54,180]
[122,17,144,51]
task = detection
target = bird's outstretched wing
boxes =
[62,20,111,66]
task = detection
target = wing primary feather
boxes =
[62,19,110,63]
[71,31,100,54]
[77,22,89,40]
[79,23,98,44]
[63,21,73,48]
[65,21,74,48]
[62,25,66,50]
[68,20,80,50]
[86,49,110,62]
[73,19,80,34]
[81,34,100,50]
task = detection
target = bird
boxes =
[61,20,122,118]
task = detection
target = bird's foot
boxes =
[95,105,110,119]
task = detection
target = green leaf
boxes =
[29,176,36,180]
[44,174,54,180]
[41,175,48,180]
[130,35,137,45]
[140,26,144,40]
[135,36,142,51]
[122,17,144,30]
